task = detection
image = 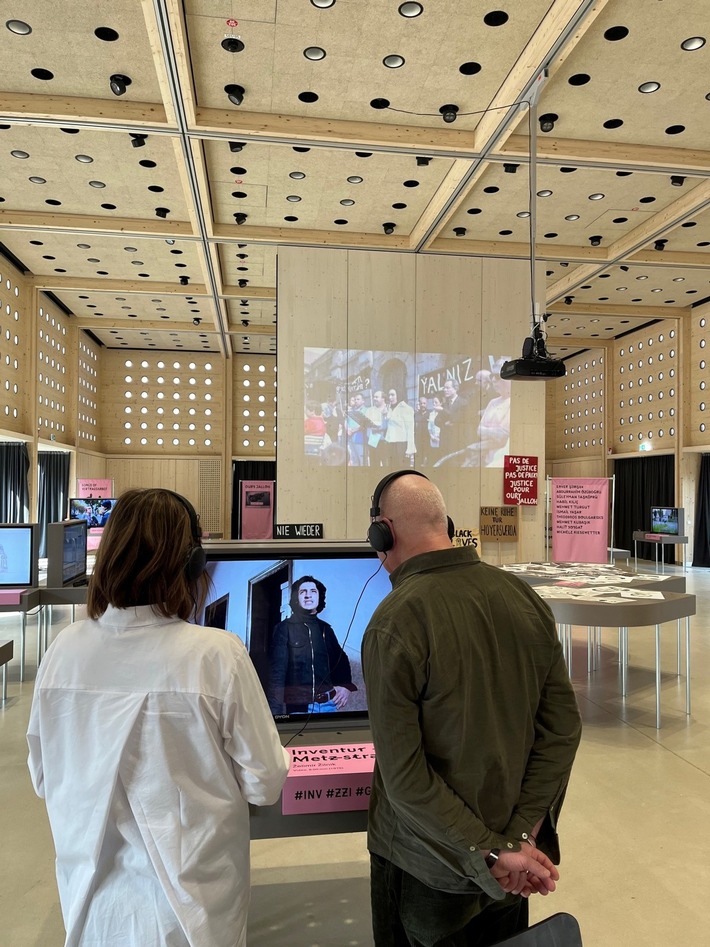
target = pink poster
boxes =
[76,479,113,498]
[552,478,609,563]
[240,481,274,540]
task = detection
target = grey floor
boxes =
[2,561,709,946]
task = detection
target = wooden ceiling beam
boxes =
[546,337,612,349]
[547,302,688,319]
[223,285,276,300]
[627,250,710,268]
[0,92,170,128]
[212,223,410,250]
[33,276,207,295]
[73,317,210,332]
[0,210,194,239]
[498,135,710,175]
[426,238,606,262]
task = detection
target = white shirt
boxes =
[27,605,290,947]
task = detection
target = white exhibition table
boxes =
[504,562,694,729]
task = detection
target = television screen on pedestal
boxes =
[650,507,684,536]
[46,520,89,588]
[0,523,40,588]
[202,542,392,728]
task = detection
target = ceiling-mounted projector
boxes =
[500,355,566,380]
[500,323,566,380]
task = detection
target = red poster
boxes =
[240,481,274,540]
[552,478,609,563]
[503,455,538,506]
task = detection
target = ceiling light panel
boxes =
[88,327,221,352]
[539,1,709,149]
[650,206,710,253]
[204,139,452,234]
[0,126,189,220]
[186,0,553,128]
[51,291,215,326]
[0,0,163,100]
[544,311,652,340]
[217,244,278,288]
[226,299,277,328]
[0,232,203,282]
[564,264,706,307]
[444,162,706,249]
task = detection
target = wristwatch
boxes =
[484,849,500,869]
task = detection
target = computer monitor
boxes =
[0,523,40,588]
[46,520,89,588]
[202,542,392,727]
[650,507,684,536]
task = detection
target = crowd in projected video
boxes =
[303,348,513,469]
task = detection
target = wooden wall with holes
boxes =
[276,246,547,560]
[0,258,32,436]
[546,347,607,477]
[233,354,277,458]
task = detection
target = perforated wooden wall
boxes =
[0,261,31,434]
[689,311,709,446]
[547,350,606,461]
[36,296,74,443]
[232,354,277,457]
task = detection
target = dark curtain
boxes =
[614,454,675,564]
[37,451,71,557]
[232,460,276,539]
[0,441,30,522]
[693,454,710,567]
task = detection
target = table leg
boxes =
[655,623,662,729]
[621,627,628,697]
[677,620,681,677]
[20,612,26,682]
[2,663,6,702]
[686,617,691,716]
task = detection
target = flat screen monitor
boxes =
[69,497,116,528]
[0,523,40,588]
[650,507,684,536]
[46,520,89,588]
[202,542,392,727]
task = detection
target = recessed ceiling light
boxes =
[673,277,685,282]
[6,19,32,34]
[310,0,336,7]
[89,180,106,188]
[75,154,94,163]
[286,195,302,202]
[340,199,355,206]
[588,193,605,200]
[651,288,663,293]
[636,275,648,280]
[398,2,423,16]
[681,36,706,50]
[383,55,405,68]
[29,176,46,184]
[516,211,530,218]
[638,81,660,93]
[537,189,553,197]
[347,175,363,184]
[565,214,580,221]
[304,46,326,60]
[11,149,29,158]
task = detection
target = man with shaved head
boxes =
[363,470,581,947]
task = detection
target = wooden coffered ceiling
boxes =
[0,0,708,358]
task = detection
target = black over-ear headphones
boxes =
[161,490,207,581]
[367,470,455,553]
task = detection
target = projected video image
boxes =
[304,348,512,468]
[202,556,391,720]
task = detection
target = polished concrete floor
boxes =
[2,561,708,946]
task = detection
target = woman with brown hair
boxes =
[27,488,289,947]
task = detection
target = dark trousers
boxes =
[370,854,528,947]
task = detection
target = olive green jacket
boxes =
[362,545,581,901]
